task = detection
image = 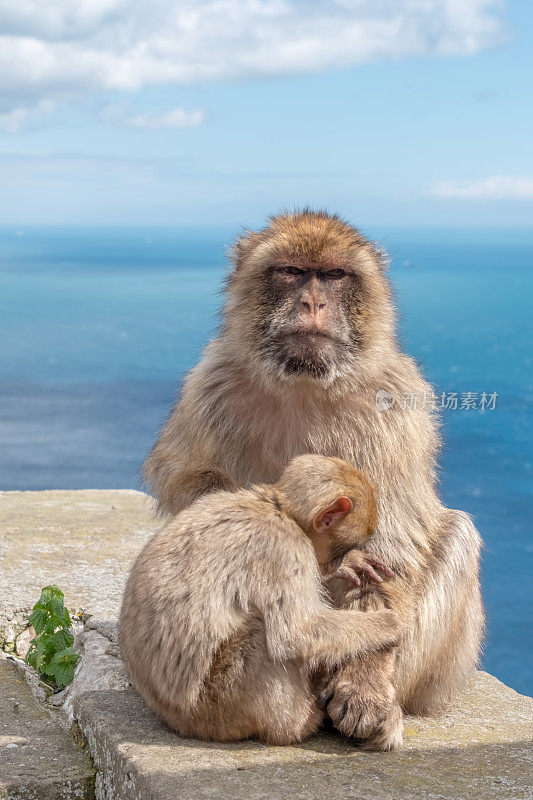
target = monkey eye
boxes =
[323,268,347,279]
[279,265,305,277]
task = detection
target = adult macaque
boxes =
[120,455,398,744]
[144,210,484,750]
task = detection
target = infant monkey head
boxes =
[275,454,378,565]
[275,455,392,588]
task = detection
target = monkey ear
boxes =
[313,497,352,534]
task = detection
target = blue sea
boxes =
[1,226,531,695]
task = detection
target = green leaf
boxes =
[46,647,81,687]
[25,643,38,670]
[42,584,63,599]
[39,585,63,607]
[49,593,65,619]
[48,629,74,652]
[43,614,66,635]
[49,662,75,688]
[26,637,51,671]
[25,585,79,687]
[27,607,48,635]
[51,646,80,667]
[42,661,59,678]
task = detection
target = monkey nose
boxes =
[300,299,326,314]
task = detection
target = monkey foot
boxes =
[319,679,403,750]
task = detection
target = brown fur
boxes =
[144,209,484,751]
[119,455,400,744]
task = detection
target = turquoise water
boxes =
[1,226,532,694]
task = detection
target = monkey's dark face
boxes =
[257,257,364,382]
[228,212,393,385]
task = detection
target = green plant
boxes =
[25,585,81,688]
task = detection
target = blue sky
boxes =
[0,0,532,227]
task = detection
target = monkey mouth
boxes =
[285,329,339,344]
[272,328,350,356]
[288,330,330,339]
[260,329,347,380]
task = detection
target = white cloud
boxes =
[431,176,533,199]
[0,0,505,116]
[125,107,206,129]
[0,99,57,133]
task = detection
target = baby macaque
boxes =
[119,454,398,745]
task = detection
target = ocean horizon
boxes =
[1,225,532,695]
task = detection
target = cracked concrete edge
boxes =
[1,604,114,664]
[0,619,125,800]
[2,617,125,719]
[52,621,128,723]
[0,655,97,800]
[0,769,96,800]
[3,652,51,707]
[58,620,144,800]
[73,703,145,800]
[7,618,155,800]
[1,613,37,655]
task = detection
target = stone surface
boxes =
[14,628,33,660]
[0,489,157,636]
[74,670,533,800]
[52,628,131,723]
[0,657,95,800]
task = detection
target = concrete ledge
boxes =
[73,671,533,800]
[2,490,532,800]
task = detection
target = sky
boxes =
[0,0,532,228]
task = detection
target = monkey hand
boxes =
[322,550,394,587]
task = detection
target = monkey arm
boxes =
[262,602,401,670]
[241,523,401,671]
[146,455,237,516]
[165,467,238,514]
[143,381,238,515]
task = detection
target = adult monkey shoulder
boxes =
[144,210,484,751]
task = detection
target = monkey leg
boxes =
[244,660,325,746]
[314,613,404,751]
[313,581,404,751]
[396,511,484,714]
[167,618,324,745]
[400,578,483,714]
[319,510,483,747]
[177,667,323,745]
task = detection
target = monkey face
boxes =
[227,212,393,386]
[257,259,364,381]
